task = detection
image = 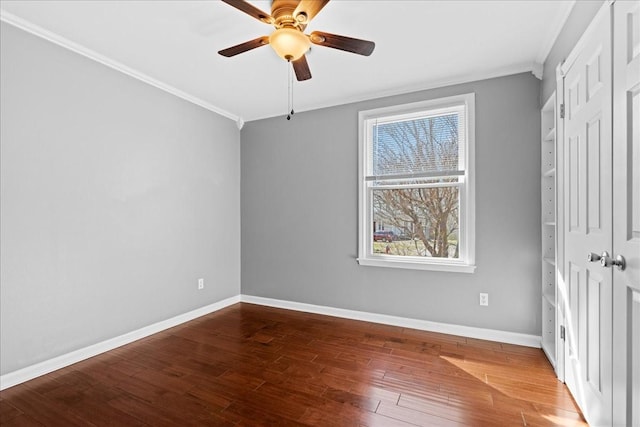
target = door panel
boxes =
[567,135,582,233]
[586,48,603,101]
[629,87,640,240]
[586,116,602,233]
[568,263,580,360]
[586,271,602,392]
[613,1,640,425]
[562,5,612,425]
[569,136,580,232]
[631,291,640,427]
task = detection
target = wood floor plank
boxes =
[44,386,148,427]
[0,303,584,426]
[376,400,463,426]
[322,387,381,412]
[523,403,588,426]
[1,413,45,427]
[358,412,427,427]
[1,388,93,426]
[349,382,402,405]
[0,398,24,424]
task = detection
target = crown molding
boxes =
[0,10,241,124]
[531,62,544,80]
[249,62,538,122]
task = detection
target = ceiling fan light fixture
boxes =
[269,27,310,61]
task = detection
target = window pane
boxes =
[372,113,459,177]
[371,176,460,187]
[372,187,460,259]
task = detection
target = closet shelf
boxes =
[541,92,557,374]
[544,128,556,142]
[543,291,556,307]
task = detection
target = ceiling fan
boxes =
[218,0,375,81]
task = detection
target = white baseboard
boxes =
[0,295,240,391]
[2,294,541,390]
[240,295,541,348]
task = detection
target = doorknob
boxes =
[600,253,626,271]
[587,252,605,262]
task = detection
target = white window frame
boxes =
[357,93,476,273]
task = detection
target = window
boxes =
[358,93,476,272]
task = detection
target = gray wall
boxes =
[541,0,605,104]
[1,0,591,375]
[241,72,542,335]
[0,23,241,375]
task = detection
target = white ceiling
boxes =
[0,0,574,124]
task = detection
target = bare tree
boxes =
[373,114,460,258]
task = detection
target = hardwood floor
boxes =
[0,303,585,426]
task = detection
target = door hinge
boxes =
[559,103,565,119]
[560,325,566,340]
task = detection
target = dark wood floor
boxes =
[1,303,585,426]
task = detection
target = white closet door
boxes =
[562,4,613,426]
[612,1,640,426]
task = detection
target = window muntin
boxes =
[358,94,475,272]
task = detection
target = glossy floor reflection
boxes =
[0,303,586,426]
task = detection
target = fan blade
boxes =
[218,36,269,57]
[221,0,274,24]
[310,31,375,56]
[292,55,312,81]
[293,0,330,24]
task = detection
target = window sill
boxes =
[357,257,476,273]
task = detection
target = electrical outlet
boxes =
[479,293,488,306]
[198,278,204,290]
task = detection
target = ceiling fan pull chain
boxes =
[287,60,295,120]
[290,61,295,116]
[286,61,291,120]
